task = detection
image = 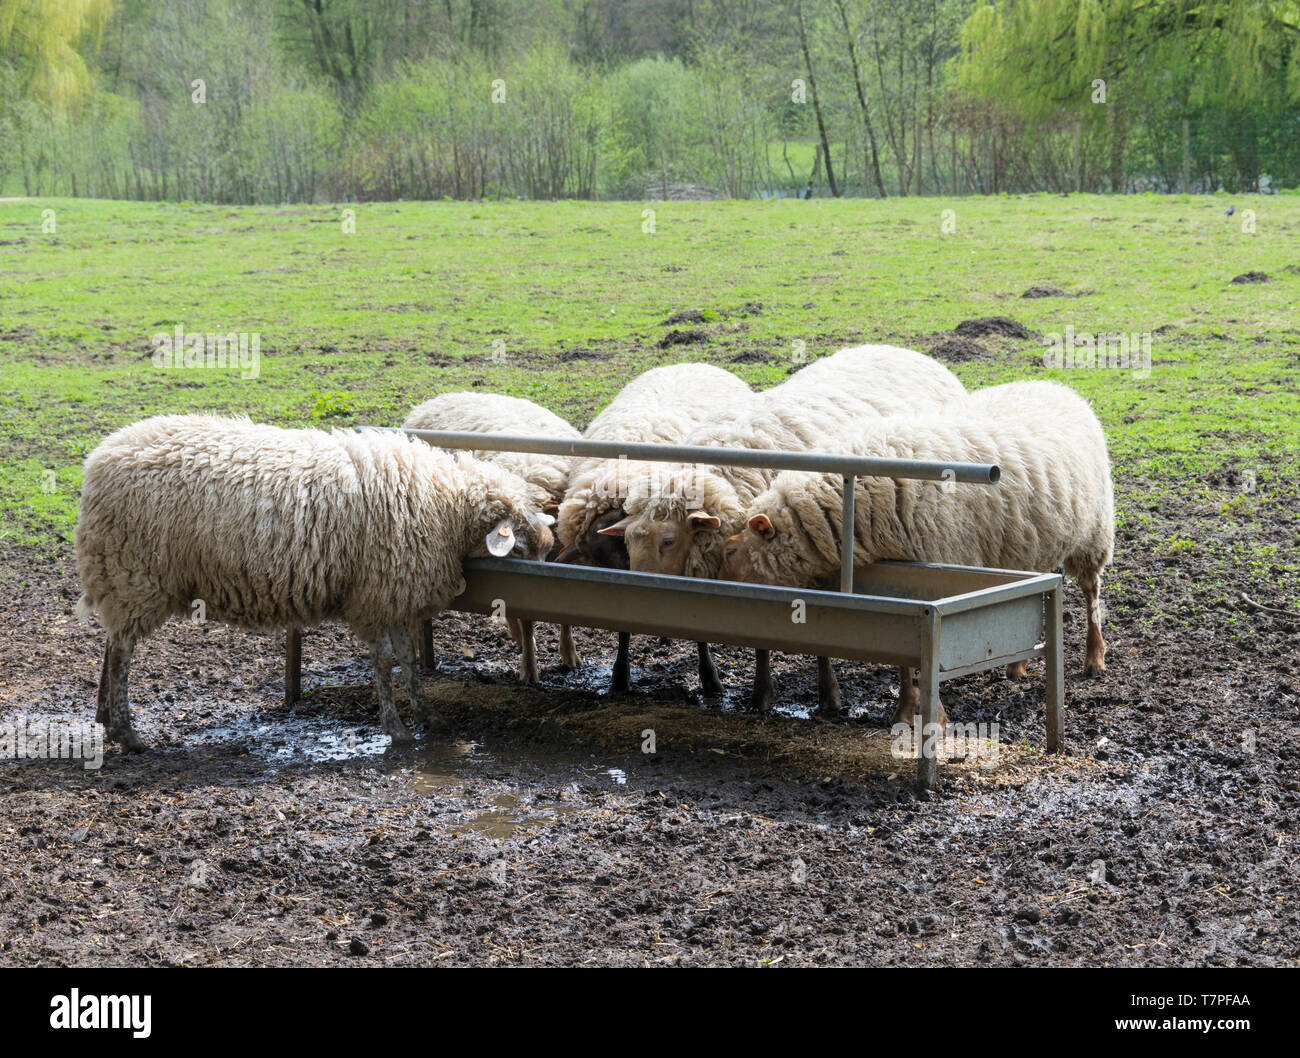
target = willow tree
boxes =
[957,0,1300,191]
[0,0,113,109]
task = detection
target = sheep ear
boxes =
[686,510,721,532]
[748,514,775,540]
[487,519,516,557]
[597,516,633,537]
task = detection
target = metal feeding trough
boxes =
[284,430,1065,791]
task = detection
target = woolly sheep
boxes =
[75,415,553,750]
[719,379,1114,725]
[602,344,966,711]
[404,391,582,678]
[555,362,756,694]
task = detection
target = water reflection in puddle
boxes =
[393,740,626,840]
[192,710,630,839]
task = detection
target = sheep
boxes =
[718,379,1114,725]
[555,362,756,693]
[601,344,967,712]
[75,414,553,751]
[404,391,582,679]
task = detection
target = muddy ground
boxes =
[1,520,1297,967]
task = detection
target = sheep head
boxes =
[599,507,721,576]
[555,506,630,570]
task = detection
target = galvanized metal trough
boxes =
[284,429,1066,791]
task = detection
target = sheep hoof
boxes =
[560,650,582,670]
[112,727,147,753]
[384,721,415,745]
[1083,660,1106,678]
[700,675,725,697]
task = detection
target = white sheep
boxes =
[719,379,1114,725]
[75,414,553,750]
[555,361,756,693]
[602,344,967,711]
[404,391,581,678]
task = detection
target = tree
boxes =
[0,0,113,110]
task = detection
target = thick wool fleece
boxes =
[556,362,754,548]
[624,344,967,576]
[75,415,545,645]
[404,392,579,510]
[741,380,1114,586]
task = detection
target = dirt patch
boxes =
[664,310,710,325]
[558,347,614,362]
[2,457,1298,967]
[1021,285,1094,299]
[729,350,773,364]
[927,337,989,362]
[659,329,709,348]
[1231,271,1271,284]
[953,316,1039,340]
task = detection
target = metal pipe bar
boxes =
[390,428,1001,485]
[840,475,855,593]
[933,572,1064,615]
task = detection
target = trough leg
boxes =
[558,624,581,669]
[1045,583,1065,752]
[95,643,111,727]
[817,656,841,714]
[285,627,302,705]
[420,618,435,674]
[106,636,144,752]
[916,609,942,792]
[750,649,774,711]
[369,634,414,745]
[610,632,631,693]
[697,642,724,696]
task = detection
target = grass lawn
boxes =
[2,192,1298,627]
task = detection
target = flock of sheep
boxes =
[73,344,1113,751]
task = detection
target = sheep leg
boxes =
[515,619,539,684]
[393,624,448,735]
[891,667,948,727]
[370,634,414,744]
[610,632,631,693]
[558,624,581,670]
[506,617,524,648]
[1006,659,1029,679]
[1079,570,1107,676]
[750,650,775,712]
[419,618,436,673]
[106,637,144,752]
[697,642,723,696]
[817,656,841,714]
[95,642,111,727]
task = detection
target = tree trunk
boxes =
[797,0,839,198]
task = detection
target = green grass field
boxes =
[3,192,1299,624]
